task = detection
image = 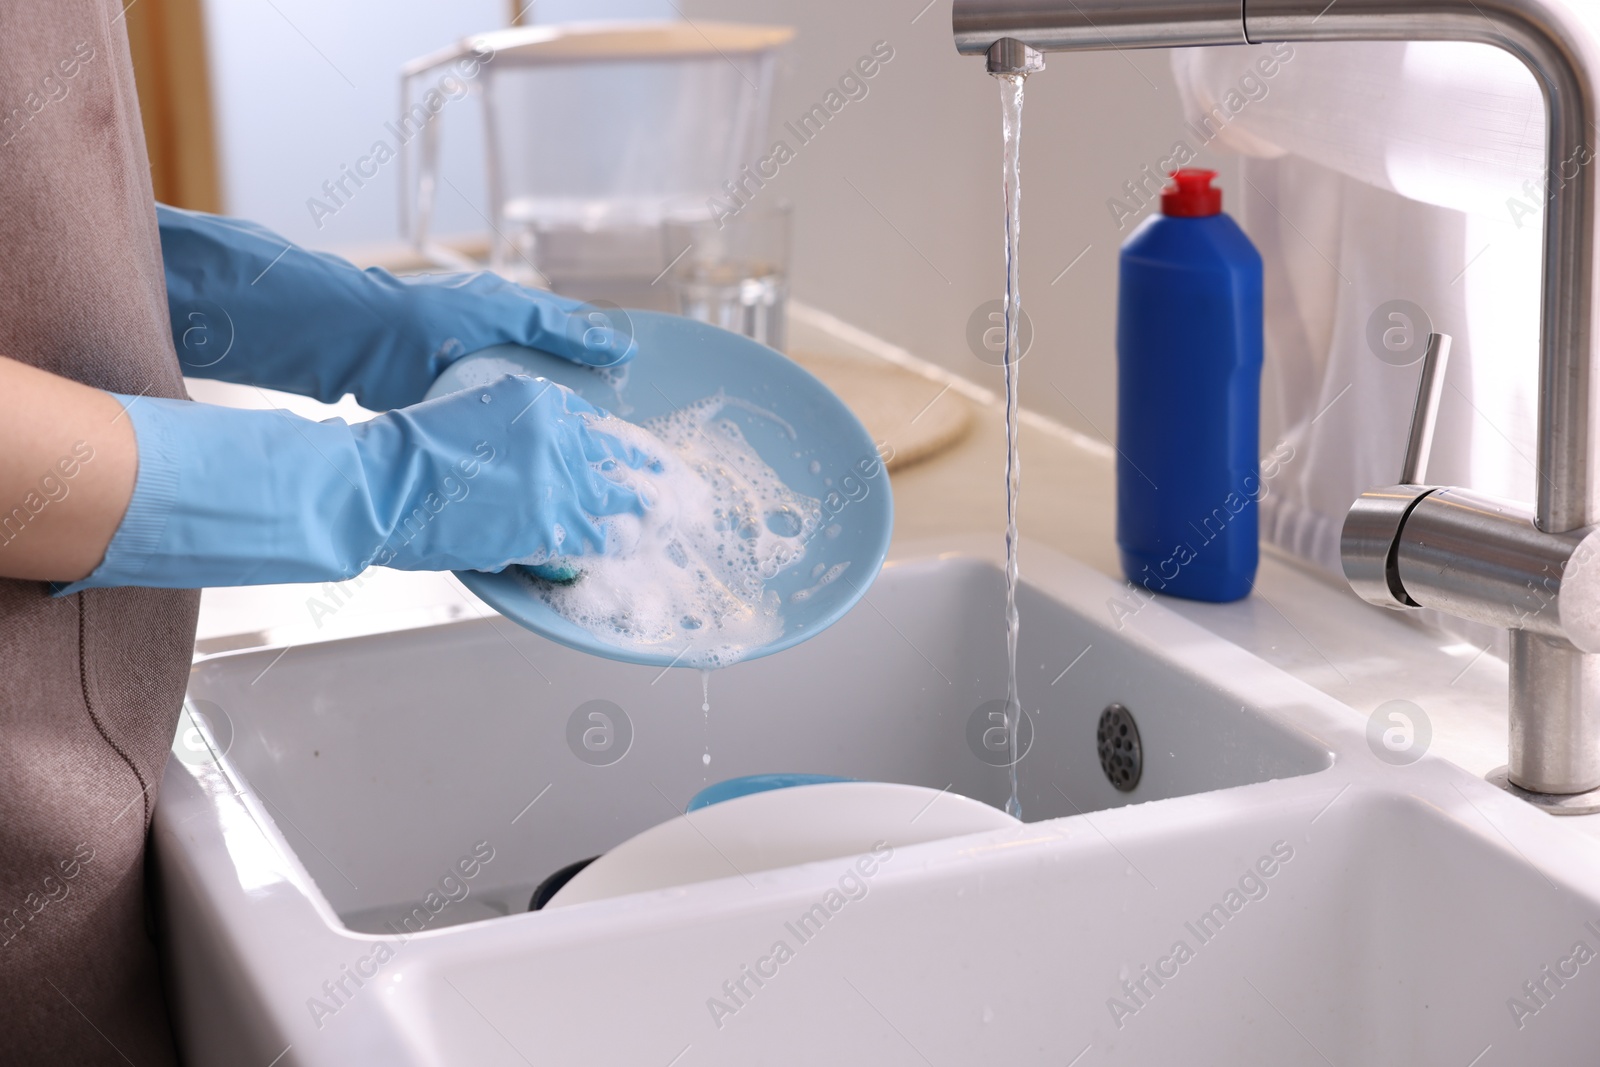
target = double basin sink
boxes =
[157,537,1600,1064]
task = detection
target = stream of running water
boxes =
[999,72,1027,820]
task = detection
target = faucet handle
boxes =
[1342,484,1435,610]
[1400,332,1451,485]
[1341,331,1452,610]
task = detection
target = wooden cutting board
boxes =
[789,350,972,472]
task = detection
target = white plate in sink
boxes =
[545,781,1018,908]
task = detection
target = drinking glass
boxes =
[662,200,791,350]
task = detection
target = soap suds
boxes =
[523,392,823,668]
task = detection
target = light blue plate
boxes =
[423,310,894,668]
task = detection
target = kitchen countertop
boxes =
[191,300,1543,831]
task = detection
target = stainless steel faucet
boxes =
[953,0,1600,811]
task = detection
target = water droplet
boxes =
[702,752,711,765]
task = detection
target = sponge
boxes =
[526,560,583,585]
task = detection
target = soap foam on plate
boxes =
[522,392,824,669]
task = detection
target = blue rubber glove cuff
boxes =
[82,397,185,587]
[56,394,387,593]
[159,205,637,411]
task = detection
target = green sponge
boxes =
[526,560,583,584]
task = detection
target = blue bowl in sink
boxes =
[423,310,894,668]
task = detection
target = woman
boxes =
[0,5,640,1062]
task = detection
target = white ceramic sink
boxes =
[155,538,1600,1064]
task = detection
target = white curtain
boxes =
[1170,41,1549,609]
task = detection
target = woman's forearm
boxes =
[0,355,136,582]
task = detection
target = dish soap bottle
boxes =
[1116,168,1263,603]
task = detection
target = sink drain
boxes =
[1096,703,1142,792]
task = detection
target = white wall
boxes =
[201,0,673,249]
[680,0,1241,439]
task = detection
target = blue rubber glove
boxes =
[158,205,636,411]
[55,376,649,593]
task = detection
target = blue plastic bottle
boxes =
[1116,168,1263,603]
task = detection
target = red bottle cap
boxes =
[1161,168,1222,217]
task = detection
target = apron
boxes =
[0,3,198,1063]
